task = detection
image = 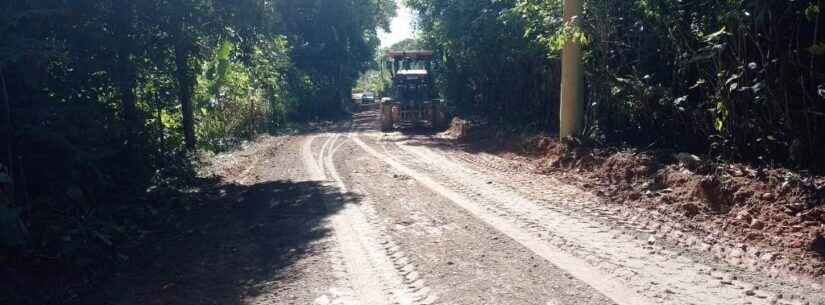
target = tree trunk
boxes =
[153,89,165,164]
[113,0,144,155]
[118,75,140,145]
[175,33,196,151]
[0,65,14,202]
[559,0,585,138]
[110,0,148,185]
[815,0,825,74]
[249,88,256,137]
[116,42,140,147]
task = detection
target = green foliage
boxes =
[355,70,391,96]
[514,0,565,55]
[809,43,825,56]
[576,0,825,170]
[386,38,427,52]
[407,0,825,171]
[405,0,555,126]
[1,0,396,303]
[355,39,427,97]
[278,0,397,119]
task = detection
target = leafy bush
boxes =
[407,0,825,172]
[1,0,397,303]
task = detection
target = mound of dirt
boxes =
[438,117,473,141]
[528,137,600,171]
[602,152,658,184]
[505,134,825,277]
[205,136,286,184]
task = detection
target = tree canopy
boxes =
[0,1,394,303]
[405,0,825,172]
[2,0,825,303]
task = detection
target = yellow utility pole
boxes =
[559,0,585,138]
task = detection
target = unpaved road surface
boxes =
[96,110,825,305]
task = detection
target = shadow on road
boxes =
[81,180,359,305]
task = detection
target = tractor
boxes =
[379,50,448,131]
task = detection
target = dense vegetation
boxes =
[0,0,394,303]
[406,0,825,172]
[354,38,427,97]
[2,0,824,302]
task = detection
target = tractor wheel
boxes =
[380,103,394,131]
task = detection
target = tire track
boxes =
[303,135,357,305]
[446,147,825,305]
[341,166,438,305]
[343,136,615,305]
[350,134,655,305]
[383,138,822,305]
[302,134,430,305]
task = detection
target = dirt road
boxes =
[96,110,825,305]
[285,110,825,305]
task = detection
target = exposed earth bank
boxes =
[442,117,825,280]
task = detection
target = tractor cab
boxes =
[380,50,447,131]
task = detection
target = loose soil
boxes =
[440,118,825,280]
[336,135,616,305]
[10,112,825,305]
[78,136,345,305]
